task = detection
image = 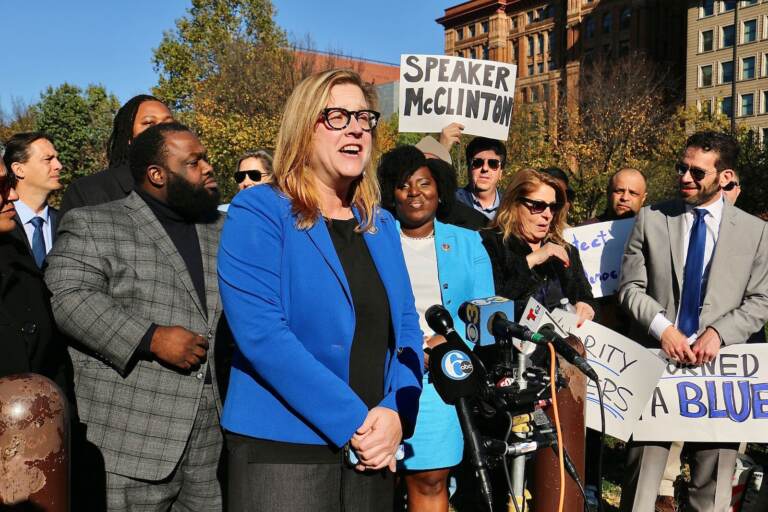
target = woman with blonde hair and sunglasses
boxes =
[481,168,596,325]
[218,69,423,511]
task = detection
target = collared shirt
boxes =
[15,200,53,254]
[455,186,500,220]
[649,195,725,342]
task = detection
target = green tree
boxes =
[0,98,38,144]
[34,83,120,187]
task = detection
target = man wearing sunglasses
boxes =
[618,131,768,512]
[455,137,506,220]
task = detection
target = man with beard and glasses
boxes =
[45,122,225,511]
[617,131,768,512]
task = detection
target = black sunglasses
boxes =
[675,162,716,181]
[234,170,268,184]
[0,172,17,202]
[722,181,739,191]
[470,158,501,170]
[320,108,380,132]
[519,197,562,214]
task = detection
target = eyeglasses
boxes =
[234,170,269,184]
[722,181,740,191]
[675,162,717,181]
[0,172,17,202]
[320,108,380,132]
[518,197,562,214]
[470,158,501,171]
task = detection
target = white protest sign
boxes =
[632,345,768,442]
[398,54,517,140]
[549,309,666,441]
[564,218,634,298]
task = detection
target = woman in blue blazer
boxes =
[218,70,423,512]
[378,146,495,512]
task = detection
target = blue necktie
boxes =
[29,216,47,268]
[678,209,707,337]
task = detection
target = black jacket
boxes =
[441,201,489,231]
[0,234,72,392]
[480,230,596,319]
[59,163,133,218]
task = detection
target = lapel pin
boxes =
[441,243,451,252]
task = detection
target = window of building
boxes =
[548,57,554,70]
[723,0,736,12]
[741,93,754,116]
[470,47,477,59]
[482,45,489,60]
[701,0,715,17]
[603,12,612,34]
[548,31,554,53]
[700,98,713,115]
[538,62,544,74]
[763,54,768,76]
[620,7,631,30]
[743,56,756,79]
[482,20,489,33]
[743,19,757,43]
[721,60,734,83]
[527,35,535,56]
[700,65,714,86]
[701,30,714,52]
[531,86,540,102]
[527,11,535,24]
[619,39,630,56]
[537,33,544,54]
[543,83,550,101]
[742,0,758,6]
[762,90,768,113]
[763,128,768,148]
[722,25,735,48]
[469,24,476,38]
[585,16,595,39]
[721,96,733,117]
[537,7,547,20]
[528,64,534,76]
[457,27,464,40]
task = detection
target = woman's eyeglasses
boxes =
[234,170,268,184]
[320,108,380,132]
[518,197,562,214]
[0,172,17,202]
[675,162,716,181]
[470,158,501,170]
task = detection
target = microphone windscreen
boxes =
[458,297,516,346]
[428,337,480,405]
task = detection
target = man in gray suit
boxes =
[46,122,224,510]
[618,131,768,512]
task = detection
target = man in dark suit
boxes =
[46,122,224,510]
[3,132,62,267]
[618,132,768,512]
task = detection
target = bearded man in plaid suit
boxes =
[46,122,224,511]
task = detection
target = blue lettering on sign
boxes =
[570,230,610,253]
[677,380,765,422]
[586,270,620,285]
[442,351,473,380]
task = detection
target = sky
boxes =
[0,0,451,115]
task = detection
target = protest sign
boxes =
[564,218,634,298]
[632,344,768,442]
[398,54,517,140]
[549,309,666,441]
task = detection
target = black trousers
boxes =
[227,435,394,512]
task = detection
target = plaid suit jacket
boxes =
[45,191,223,481]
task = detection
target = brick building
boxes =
[686,0,768,141]
[437,0,686,122]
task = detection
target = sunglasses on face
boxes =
[234,170,268,184]
[470,158,501,171]
[675,162,717,181]
[0,172,17,202]
[320,108,380,132]
[518,197,562,214]
[722,181,740,191]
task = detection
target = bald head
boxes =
[608,168,647,219]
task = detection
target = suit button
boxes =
[196,372,204,380]
[443,283,448,289]
[22,322,37,335]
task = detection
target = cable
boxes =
[596,380,607,512]
[548,342,565,512]
[504,411,522,512]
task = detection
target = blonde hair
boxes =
[490,169,568,245]
[272,69,380,231]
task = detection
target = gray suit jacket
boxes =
[45,191,224,481]
[618,198,768,348]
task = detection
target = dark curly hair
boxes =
[377,145,457,221]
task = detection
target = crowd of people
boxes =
[1,67,765,512]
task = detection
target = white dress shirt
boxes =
[648,195,724,342]
[15,199,53,254]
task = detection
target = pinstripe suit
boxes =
[45,191,224,507]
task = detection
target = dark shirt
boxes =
[236,217,391,464]
[440,201,489,231]
[60,164,134,218]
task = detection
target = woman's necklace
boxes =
[400,230,435,241]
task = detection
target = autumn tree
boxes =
[0,98,38,144]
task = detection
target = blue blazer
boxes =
[218,186,423,447]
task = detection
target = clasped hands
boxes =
[350,406,402,473]
[660,325,721,365]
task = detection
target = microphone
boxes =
[426,305,494,512]
[537,324,599,382]
[457,297,516,346]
